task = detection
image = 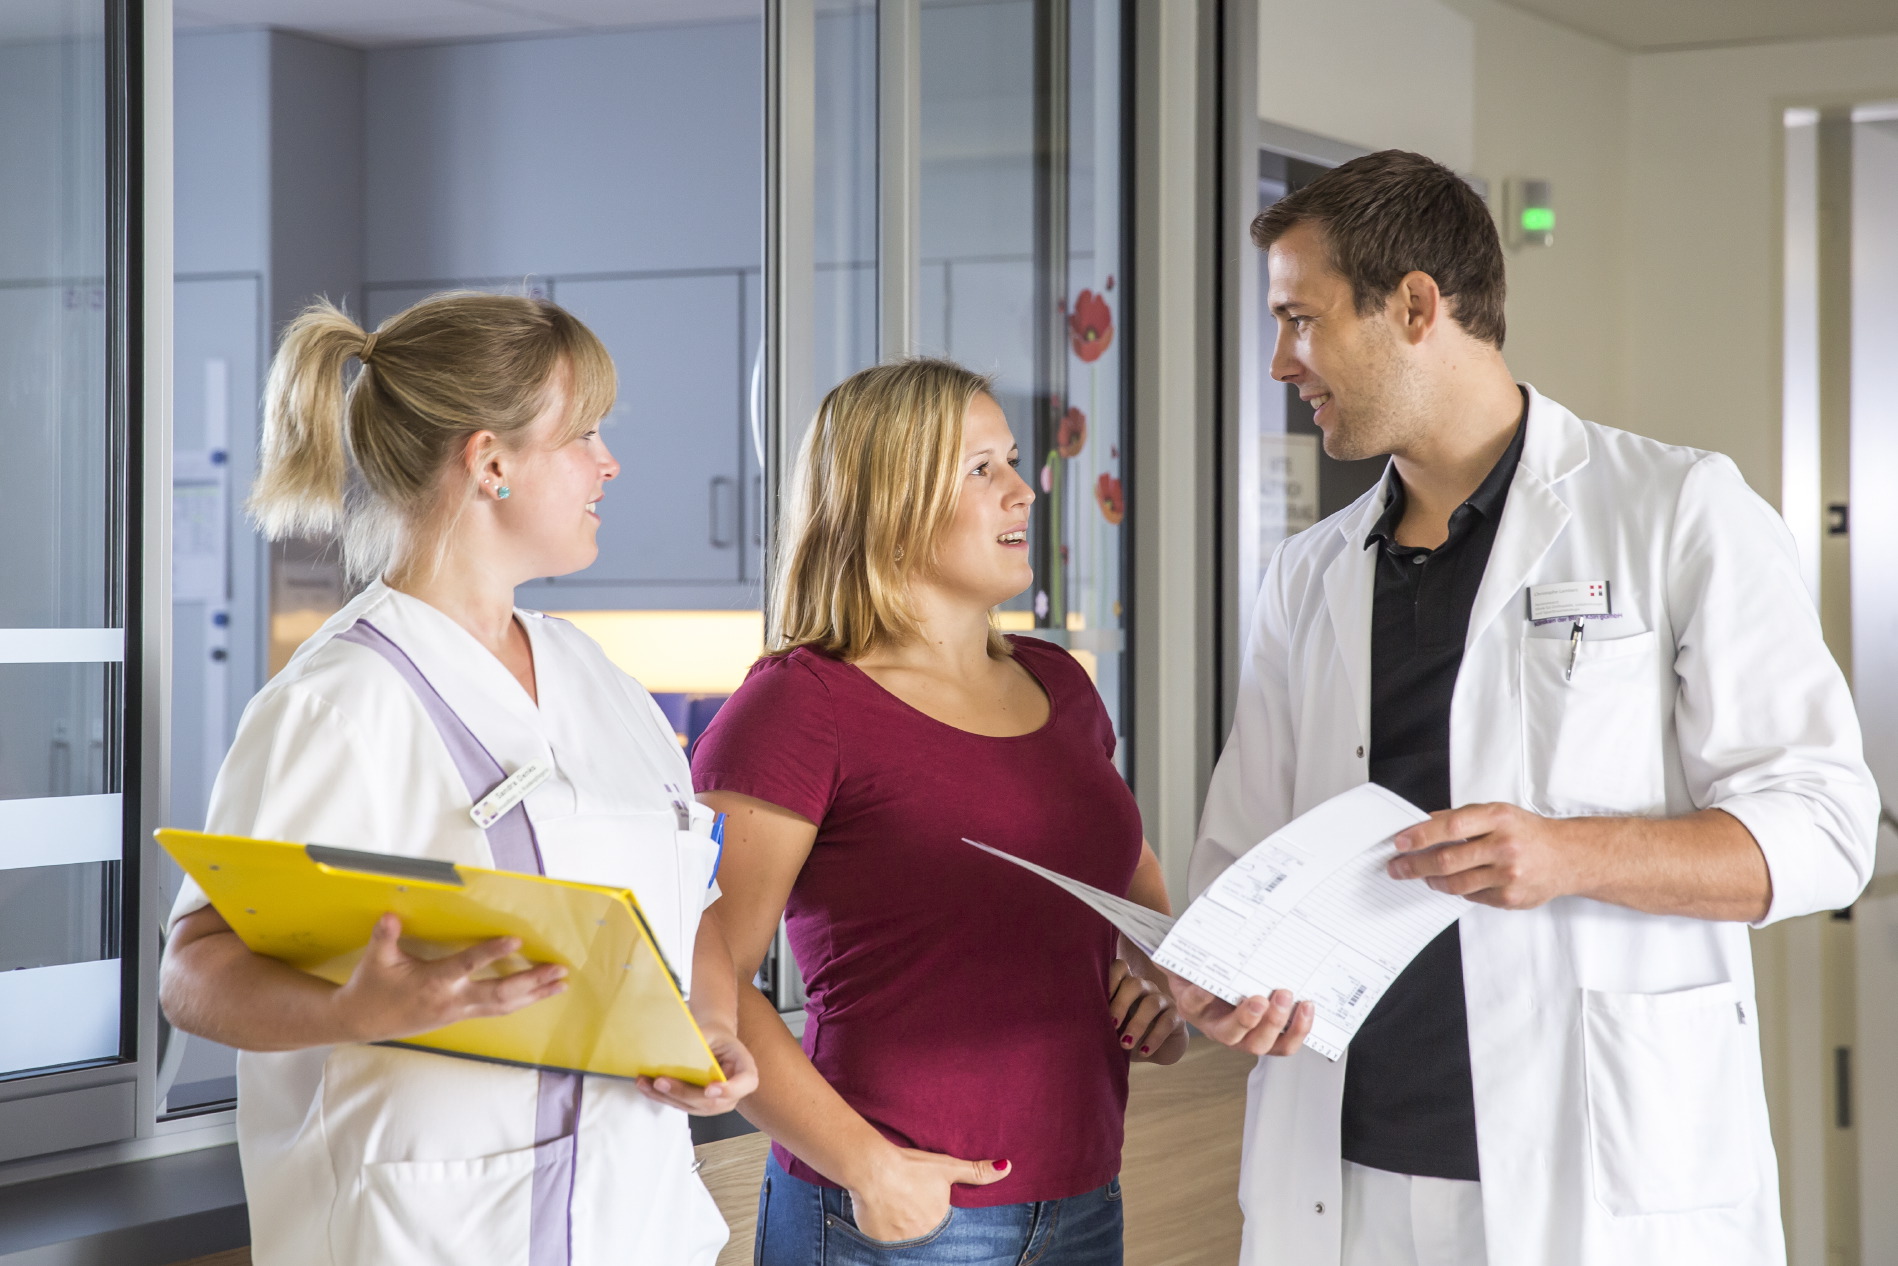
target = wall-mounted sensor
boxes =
[1505,178,1554,248]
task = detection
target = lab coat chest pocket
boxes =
[535,811,719,995]
[1520,629,1667,816]
[1581,981,1759,1216]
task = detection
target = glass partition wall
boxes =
[0,0,1134,1177]
[915,0,1130,757]
[0,0,140,1148]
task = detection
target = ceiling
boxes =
[2,0,1889,58]
[172,0,766,47]
[1495,0,1898,51]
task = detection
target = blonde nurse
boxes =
[159,292,756,1266]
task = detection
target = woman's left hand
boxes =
[1108,953,1188,1065]
[636,1025,760,1115]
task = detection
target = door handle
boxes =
[710,476,736,548]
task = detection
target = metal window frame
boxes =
[1129,0,1218,898]
[877,0,918,360]
[1214,0,1257,747]
[0,0,241,1190]
[764,0,816,617]
[0,0,1155,1176]
[761,0,814,1016]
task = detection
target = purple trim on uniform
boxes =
[336,617,582,1266]
[335,620,544,874]
[533,1075,582,1262]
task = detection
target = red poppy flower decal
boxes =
[1057,406,1087,459]
[1069,290,1114,363]
[1096,473,1124,525]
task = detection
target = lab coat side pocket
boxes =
[1520,630,1667,817]
[346,1141,539,1263]
[1580,981,1759,1216]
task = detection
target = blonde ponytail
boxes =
[249,292,616,582]
[251,302,363,540]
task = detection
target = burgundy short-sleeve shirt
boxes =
[691,637,1145,1205]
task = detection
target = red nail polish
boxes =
[1121,1035,1134,1048]
[1139,1045,1151,1055]
[995,1159,1010,1172]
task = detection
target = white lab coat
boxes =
[1194,387,1877,1266]
[168,582,728,1266]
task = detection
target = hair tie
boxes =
[359,332,379,364]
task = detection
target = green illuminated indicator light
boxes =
[1521,207,1555,233]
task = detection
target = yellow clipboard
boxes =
[158,829,724,1086]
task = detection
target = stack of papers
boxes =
[964,783,1464,1061]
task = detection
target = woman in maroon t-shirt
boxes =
[692,359,1185,1265]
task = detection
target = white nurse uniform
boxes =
[168,581,728,1266]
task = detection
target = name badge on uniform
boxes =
[1527,581,1617,626]
[470,757,553,829]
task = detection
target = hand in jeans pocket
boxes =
[847,1147,1010,1243]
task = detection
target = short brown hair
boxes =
[770,357,1005,662]
[1251,150,1506,348]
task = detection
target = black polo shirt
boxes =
[1340,411,1526,1182]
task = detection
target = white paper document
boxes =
[961,838,1177,956]
[962,783,1465,1062]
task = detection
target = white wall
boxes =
[1620,46,1898,1266]
[170,28,361,833]
[1624,35,1898,499]
[268,34,364,328]
[1256,0,1630,432]
[1256,4,1898,509]
[1849,115,1898,1264]
[1450,0,1628,427]
[364,23,764,282]
[361,23,770,613]
[1257,0,1474,172]
[1850,117,1898,822]
[173,30,267,278]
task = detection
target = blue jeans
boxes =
[754,1151,1124,1266]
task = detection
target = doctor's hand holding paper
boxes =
[1183,150,1877,1266]
[1384,801,1777,920]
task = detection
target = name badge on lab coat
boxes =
[469,757,553,828]
[1527,580,1615,625]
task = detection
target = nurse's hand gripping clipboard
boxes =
[964,784,1464,1060]
[159,828,727,1085]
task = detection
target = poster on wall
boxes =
[1260,431,1320,544]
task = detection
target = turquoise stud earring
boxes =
[496,485,510,500]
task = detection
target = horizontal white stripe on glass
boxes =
[0,958,121,1076]
[0,628,125,663]
[0,795,122,871]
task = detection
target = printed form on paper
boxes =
[962,783,1464,1061]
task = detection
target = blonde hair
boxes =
[250,291,616,581]
[771,357,1007,661]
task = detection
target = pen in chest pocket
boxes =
[665,781,692,831]
[1566,620,1585,682]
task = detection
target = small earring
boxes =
[496,485,510,500]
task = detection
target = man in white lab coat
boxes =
[1175,150,1878,1266]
